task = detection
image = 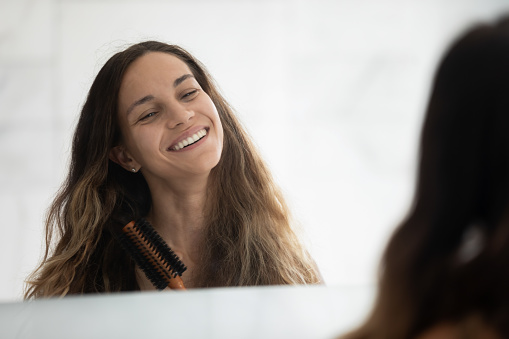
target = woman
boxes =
[25,41,321,297]
[340,16,509,338]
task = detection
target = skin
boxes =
[110,52,224,288]
[416,321,500,339]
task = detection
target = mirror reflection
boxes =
[1,0,507,311]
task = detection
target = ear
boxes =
[109,145,141,173]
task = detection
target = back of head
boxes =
[416,16,509,237]
[404,15,509,335]
[342,15,509,339]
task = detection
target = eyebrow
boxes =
[126,95,155,116]
[173,73,195,88]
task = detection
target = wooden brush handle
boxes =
[168,276,186,290]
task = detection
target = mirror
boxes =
[1,0,508,301]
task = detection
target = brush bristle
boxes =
[115,218,187,290]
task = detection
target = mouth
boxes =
[169,128,208,151]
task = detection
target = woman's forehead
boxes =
[125,52,191,82]
[118,52,194,109]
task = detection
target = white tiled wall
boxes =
[1,0,508,301]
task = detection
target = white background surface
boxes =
[1,0,509,302]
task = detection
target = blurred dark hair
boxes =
[342,15,509,338]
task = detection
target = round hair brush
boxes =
[115,218,187,290]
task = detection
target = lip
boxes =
[167,125,209,151]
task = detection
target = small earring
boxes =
[131,168,136,173]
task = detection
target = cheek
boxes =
[208,103,222,131]
[213,109,224,144]
[217,120,224,145]
[124,129,159,159]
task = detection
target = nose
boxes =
[165,103,194,129]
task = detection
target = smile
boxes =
[171,128,207,151]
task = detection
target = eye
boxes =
[139,111,157,121]
[182,89,199,101]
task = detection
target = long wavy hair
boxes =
[25,41,321,298]
[341,16,509,339]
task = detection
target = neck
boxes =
[145,175,208,248]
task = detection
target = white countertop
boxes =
[0,284,373,339]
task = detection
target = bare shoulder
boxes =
[416,320,500,339]
[416,324,463,339]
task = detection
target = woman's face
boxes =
[115,52,224,183]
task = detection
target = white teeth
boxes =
[172,128,207,151]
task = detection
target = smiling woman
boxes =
[24,41,322,297]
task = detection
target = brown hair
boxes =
[25,41,321,298]
[341,16,509,339]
